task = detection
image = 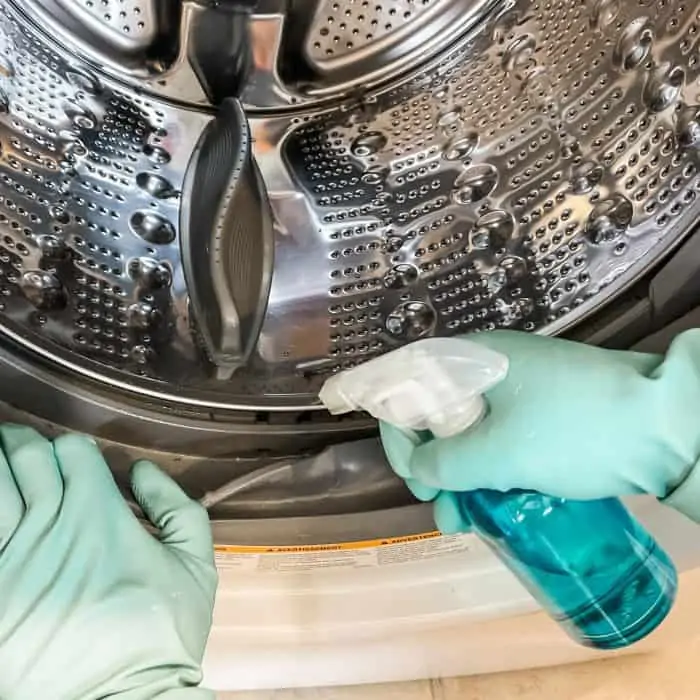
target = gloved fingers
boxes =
[407,425,508,492]
[404,478,440,502]
[380,424,440,500]
[379,421,419,479]
[433,491,471,534]
[53,433,125,509]
[381,418,512,496]
[130,460,214,563]
[0,425,62,527]
[0,431,23,547]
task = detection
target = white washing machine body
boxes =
[204,498,700,691]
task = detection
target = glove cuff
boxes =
[662,457,700,523]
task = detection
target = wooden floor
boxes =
[223,637,700,699]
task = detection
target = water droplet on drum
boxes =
[143,145,171,164]
[453,164,498,204]
[571,161,604,194]
[136,172,176,199]
[499,255,528,282]
[472,210,515,250]
[585,194,633,244]
[128,257,172,289]
[677,106,700,149]
[66,68,101,95]
[350,132,387,157]
[643,64,685,113]
[128,301,161,329]
[361,165,390,185]
[437,107,463,130]
[130,212,176,244]
[38,234,70,261]
[386,301,436,340]
[614,18,654,71]
[443,132,479,161]
[20,270,67,310]
[383,263,419,289]
[49,205,70,225]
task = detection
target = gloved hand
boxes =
[0,425,218,700]
[380,329,700,534]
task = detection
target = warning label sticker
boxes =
[214,532,473,573]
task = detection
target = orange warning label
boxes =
[214,531,474,573]
[214,531,441,555]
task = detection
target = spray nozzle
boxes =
[319,337,508,438]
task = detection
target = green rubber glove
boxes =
[0,425,218,700]
[380,329,700,534]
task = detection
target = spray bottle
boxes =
[319,337,677,649]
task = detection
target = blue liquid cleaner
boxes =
[458,490,678,649]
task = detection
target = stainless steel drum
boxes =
[0,0,699,522]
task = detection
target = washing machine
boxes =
[1,0,700,691]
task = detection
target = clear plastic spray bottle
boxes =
[320,338,677,649]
